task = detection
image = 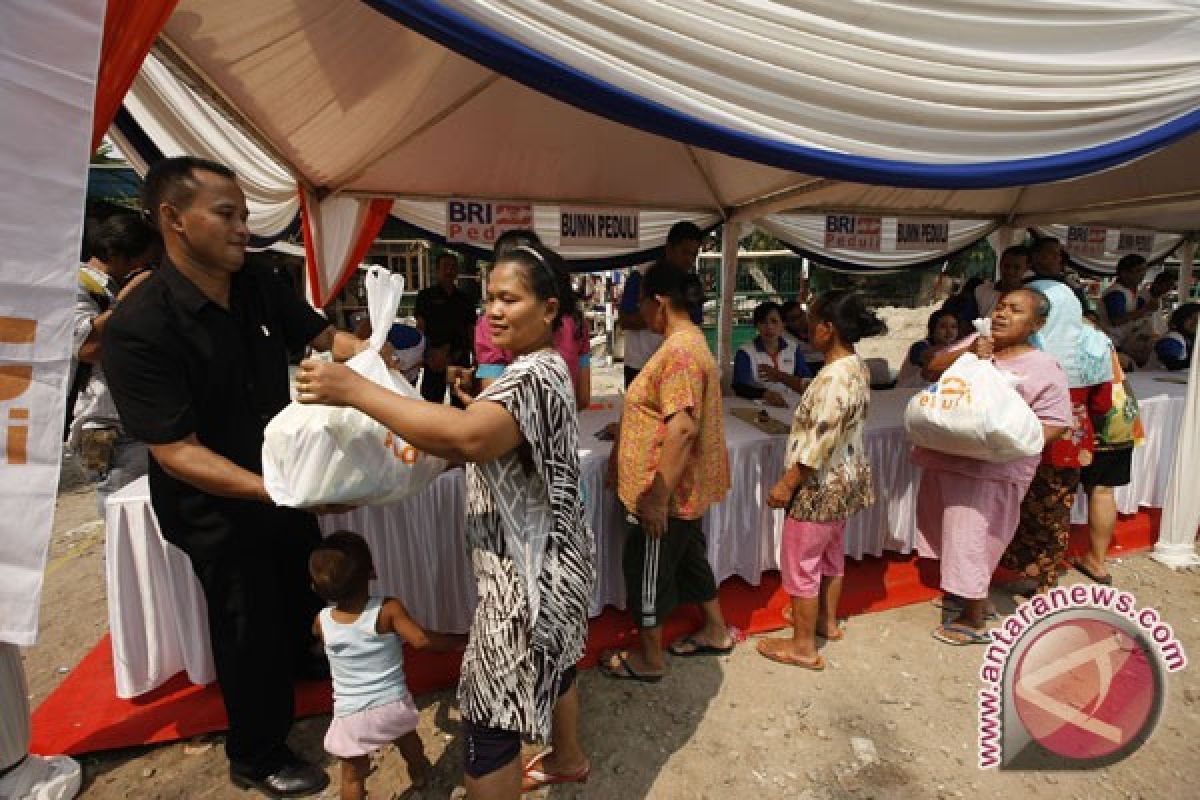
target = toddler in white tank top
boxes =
[310,531,465,799]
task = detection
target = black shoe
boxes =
[230,759,329,797]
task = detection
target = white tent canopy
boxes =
[153,0,1200,232]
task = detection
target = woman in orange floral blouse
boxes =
[602,264,734,682]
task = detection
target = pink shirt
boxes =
[911,348,1071,485]
[474,314,589,386]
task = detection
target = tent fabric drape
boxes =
[91,0,178,150]
[300,193,393,308]
[1031,225,1187,276]
[119,50,299,242]
[388,199,721,270]
[367,0,1200,188]
[757,215,995,271]
[1,0,106,645]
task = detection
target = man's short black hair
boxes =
[1116,254,1147,274]
[141,156,237,230]
[666,220,704,247]
[1030,237,1060,255]
[1001,244,1030,262]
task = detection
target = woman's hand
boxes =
[448,366,476,406]
[969,335,995,360]
[758,364,785,383]
[296,358,363,407]
[767,478,795,509]
[763,389,788,408]
[636,475,671,537]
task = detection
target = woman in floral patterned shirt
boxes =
[759,290,885,671]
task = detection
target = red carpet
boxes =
[31,510,1158,757]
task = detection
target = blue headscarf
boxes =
[1027,279,1113,388]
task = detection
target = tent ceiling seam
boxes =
[729,178,837,222]
[336,189,718,214]
[328,72,503,194]
[154,37,309,192]
[682,145,727,217]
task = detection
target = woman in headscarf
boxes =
[1000,280,1113,593]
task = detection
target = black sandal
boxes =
[1073,560,1113,586]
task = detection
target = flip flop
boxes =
[930,595,999,620]
[522,749,590,792]
[932,623,991,646]
[668,634,735,658]
[600,652,663,683]
[756,639,826,671]
[1073,560,1113,586]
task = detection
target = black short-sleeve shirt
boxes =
[414,284,476,360]
[103,260,329,550]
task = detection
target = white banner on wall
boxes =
[895,218,950,251]
[559,206,640,247]
[1115,229,1157,256]
[1066,225,1109,259]
[445,198,533,246]
[0,0,105,646]
[824,214,882,251]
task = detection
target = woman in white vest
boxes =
[732,301,813,406]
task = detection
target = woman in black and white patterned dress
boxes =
[297,243,594,799]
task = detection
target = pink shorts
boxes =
[780,518,846,598]
[324,696,420,759]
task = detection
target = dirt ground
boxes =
[20,366,1200,799]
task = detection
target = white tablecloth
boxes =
[105,372,1187,697]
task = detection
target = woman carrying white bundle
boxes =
[912,289,1071,645]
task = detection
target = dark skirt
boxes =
[1000,464,1081,587]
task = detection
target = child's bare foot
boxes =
[816,620,845,641]
[756,638,825,670]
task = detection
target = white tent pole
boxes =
[716,220,745,387]
[1178,236,1196,300]
[1152,319,1200,569]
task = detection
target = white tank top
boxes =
[319,596,410,717]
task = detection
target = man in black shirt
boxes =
[104,158,364,797]
[1026,235,1095,314]
[414,252,475,403]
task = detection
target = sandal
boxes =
[780,606,846,639]
[522,749,590,792]
[1072,560,1113,586]
[600,651,663,683]
[931,623,991,646]
[931,595,999,620]
[756,639,825,670]
[668,627,743,657]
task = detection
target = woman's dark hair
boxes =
[495,241,582,337]
[1169,302,1200,335]
[308,531,374,604]
[493,228,542,259]
[640,262,705,312]
[88,213,160,262]
[1116,254,1147,274]
[925,309,959,342]
[666,220,703,247]
[752,301,782,326]
[780,299,802,316]
[809,289,886,344]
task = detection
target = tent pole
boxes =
[716,220,744,388]
[1152,289,1200,569]
[1177,236,1196,300]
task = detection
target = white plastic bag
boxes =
[262,266,447,507]
[903,352,1044,463]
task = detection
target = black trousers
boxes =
[174,505,323,774]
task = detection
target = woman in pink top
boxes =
[474,311,592,410]
[912,288,1071,645]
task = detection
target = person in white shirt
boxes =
[618,221,704,387]
[732,301,813,406]
[974,245,1030,318]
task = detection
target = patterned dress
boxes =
[458,349,595,741]
[785,355,875,522]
